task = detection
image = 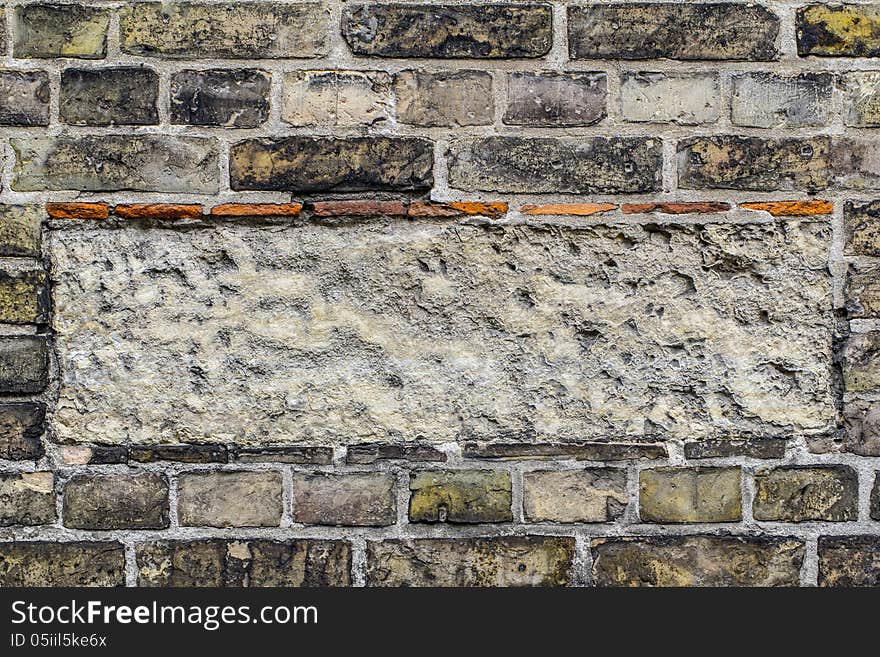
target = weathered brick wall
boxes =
[1,1,879,587]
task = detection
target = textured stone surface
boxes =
[12,136,220,193]
[230,137,433,192]
[0,472,54,526]
[14,4,110,59]
[137,539,351,587]
[0,71,49,126]
[63,473,170,530]
[523,469,627,523]
[818,536,880,586]
[448,137,662,193]
[731,73,833,128]
[291,473,396,526]
[620,72,720,125]
[0,269,48,324]
[48,220,834,446]
[366,537,574,586]
[843,72,880,126]
[178,471,282,527]
[342,4,552,58]
[843,332,880,392]
[395,70,493,127]
[592,536,804,587]
[0,336,48,394]
[753,466,858,522]
[171,69,270,128]
[640,467,742,523]
[504,72,606,127]
[678,136,830,192]
[0,542,125,586]
[283,71,391,127]
[409,470,512,523]
[120,2,328,59]
[0,403,45,460]
[0,205,41,258]
[797,4,880,57]
[568,4,779,60]
[60,68,158,126]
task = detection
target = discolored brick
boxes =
[847,262,880,319]
[463,442,668,461]
[620,72,720,125]
[346,443,446,464]
[831,138,880,190]
[753,466,858,522]
[409,470,512,523]
[0,542,125,586]
[684,438,788,460]
[0,205,41,257]
[842,72,880,126]
[291,472,396,526]
[0,472,54,526]
[845,200,880,256]
[523,469,627,523]
[395,70,493,127]
[797,4,880,57]
[14,4,110,59]
[63,473,170,530]
[504,72,606,127]
[0,71,49,126]
[0,269,48,324]
[843,332,880,392]
[177,471,282,527]
[0,403,45,460]
[818,536,880,586]
[60,67,158,125]
[283,70,391,127]
[731,73,834,128]
[639,467,742,523]
[0,336,48,394]
[172,69,270,128]
[844,400,880,456]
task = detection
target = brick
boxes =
[523,469,627,523]
[845,200,880,256]
[283,71,391,127]
[620,72,720,125]
[818,536,880,586]
[844,401,880,456]
[678,136,830,192]
[448,137,662,193]
[137,539,351,587]
[0,71,49,126]
[0,542,125,586]
[569,4,779,61]
[831,138,880,190]
[753,466,858,522]
[346,443,446,464]
[114,204,204,220]
[842,72,880,126]
[0,403,45,460]
[409,470,512,523]
[342,4,552,58]
[311,200,407,217]
[14,4,110,59]
[366,537,574,587]
[63,473,169,530]
[504,72,606,127]
[622,202,730,215]
[592,536,804,587]
[211,203,303,218]
[0,336,47,393]
[408,202,507,218]
[873,473,880,520]
[59,444,128,465]
[171,69,270,128]
[230,137,433,192]
[12,136,220,193]
[464,442,668,460]
[46,202,109,220]
[520,203,616,217]
[291,472,396,526]
[846,263,880,319]
[731,73,833,128]
[0,269,48,324]
[0,205,41,257]
[740,200,833,217]
[129,444,227,464]
[231,446,333,464]
[178,471,282,527]
[0,472,54,526]
[60,67,158,126]
[684,437,788,460]
[395,70,493,127]
[843,332,880,392]
[639,467,742,523]
[798,4,880,57]
[120,2,329,59]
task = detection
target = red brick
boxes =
[46,202,109,220]
[311,201,408,217]
[114,204,203,220]
[520,203,616,216]
[739,200,833,216]
[211,203,302,217]
[408,201,507,217]
[622,202,730,214]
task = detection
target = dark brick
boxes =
[0,71,49,126]
[818,536,880,586]
[63,473,170,530]
[678,136,830,192]
[844,400,880,456]
[14,4,110,59]
[463,441,667,461]
[872,473,880,520]
[684,438,788,459]
[845,200,880,256]
[448,137,662,193]
[231,446,333,464]
[0,542,125,586]
[0,403,45,460]
[798,4,880,57]
[568,4,779,61]
[137,539,351,587]
[230,137,433,192]
[346,443,446,464]
[503,72,606,127]
[129,444,227,463]
[0,472,54,526]
[753,466,858,522]
[60,67,158,126]
[342,4,552,58]
[0,336,48,394]
[846,262,880,318]
[171,69,270,128]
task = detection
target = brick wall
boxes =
[0,2,879,587]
